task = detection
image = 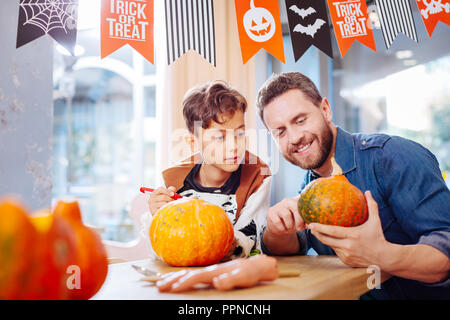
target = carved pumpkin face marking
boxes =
[243,0,276,42]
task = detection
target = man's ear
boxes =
[320,98,333,123]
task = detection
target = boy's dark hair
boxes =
[183,81,247,134]
[256,72,323,123]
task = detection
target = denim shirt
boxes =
[261,127,450,299]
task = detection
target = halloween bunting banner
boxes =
[101,0,154,64]
[164,0,216,66]
[327,0,376,57]
[16,0,79,54]
[375,0,418,50]
[285,0,333,61]
[416,0,450,37]
[234,0,285,64]
[15,0,448,64]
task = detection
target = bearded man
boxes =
[257,72,450,299]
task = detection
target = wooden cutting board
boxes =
[93,256,391,300]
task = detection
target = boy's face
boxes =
[195,109,246,173]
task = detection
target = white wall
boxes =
[0,0,54,210]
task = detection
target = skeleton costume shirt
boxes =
[161,151,272,259]
[177,164,242,225]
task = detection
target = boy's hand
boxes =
[148,186,177,216]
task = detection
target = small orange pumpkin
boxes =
[53,200,108,300]
[298,157,368,227]
[28,210,78,299]
[149,198,234,267]
[0,199,38,300]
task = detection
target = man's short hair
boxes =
[183,81,247,134]
[256,72,323,123]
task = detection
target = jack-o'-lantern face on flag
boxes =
[243,4,276,42]
[235,0,285,63]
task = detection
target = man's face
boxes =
[263,89,334,171]
[195,109,246,173]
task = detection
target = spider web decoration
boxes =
[16,0,79,55]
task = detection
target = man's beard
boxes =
[284,123,333,171]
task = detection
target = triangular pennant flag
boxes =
[101,0,154,64]
[326,0,376,57]
[17,0,79,55]
[416,0,450,37]
[375,0,418,49]
[164,0,216,66]
[285,0,333,61]
[235,0,285,64]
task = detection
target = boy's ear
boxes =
[184,134,195,147]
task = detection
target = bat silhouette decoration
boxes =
[289,5,316,19]
[293,19,326,38]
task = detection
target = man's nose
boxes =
[288,126,305,146]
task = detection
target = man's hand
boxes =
[148,186,177,216]
[266,197,306,236]
[263,197,306,255]
[307,191,388,268]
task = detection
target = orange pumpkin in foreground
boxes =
[0,200,37,300]
[0,198,108,300]
[150,198,234,267]
[298,157,368,227]
[53,201,108,300]
[28,210,78,299]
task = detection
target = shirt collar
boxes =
[334,126,356,175]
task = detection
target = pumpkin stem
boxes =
[330,156,343,176]
[250,0,255,9]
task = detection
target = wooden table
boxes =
[93,256,390,300]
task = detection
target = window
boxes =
[52,0,159,241]
[340,55,450,185]
[330,4,450,186]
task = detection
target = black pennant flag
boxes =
[165,0,216,66]
[285,0,333,61]
[16,0,79,55]
[375,0,418,50]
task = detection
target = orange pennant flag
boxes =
[416,0,450,37]
[235,0,285,64]
[327,0,376,57]
[101,0,154,64]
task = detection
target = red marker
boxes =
[139,187,183,200]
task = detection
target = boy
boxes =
[148,81,271,259]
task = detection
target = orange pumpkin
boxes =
[298,157,368,227]
[150,198,234,267]
[28,210,78,299]
[53,200,108,300]
[0,199,37,300]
